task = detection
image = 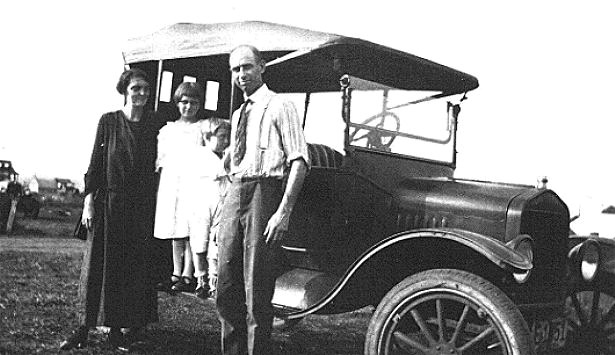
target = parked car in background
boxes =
[124,21,615,354]
[54,178,80,195]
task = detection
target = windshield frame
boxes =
[292,74,464,168]
[278,74,464,168]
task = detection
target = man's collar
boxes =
[244,83,268,103]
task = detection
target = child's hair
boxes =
[204,118,231,140]
[173,82,204,104]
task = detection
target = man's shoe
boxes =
[59,326,87,350]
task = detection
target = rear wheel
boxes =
[365,269,534,355]
[564,274,615,354]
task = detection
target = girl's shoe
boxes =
[156,274,181,291]
[171,276,196,292]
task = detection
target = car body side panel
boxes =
[284,165,394,274]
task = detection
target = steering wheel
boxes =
[349,111,401,150]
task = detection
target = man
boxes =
[0,187,10,234]
[6,178,22,200]
[216,44,309,355]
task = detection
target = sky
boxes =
[0,1,613,235]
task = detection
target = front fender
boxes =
[273,228,531,318]
[371,228,532,272]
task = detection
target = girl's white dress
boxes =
[154,119,224,254]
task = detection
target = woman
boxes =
[154,82,212,296]
[60,68,161,351]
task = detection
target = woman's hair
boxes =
[173,82,205,104]
[116,68,150,95]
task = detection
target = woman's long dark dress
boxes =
[78,110,161,328]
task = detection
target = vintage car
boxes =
[124,22,615,354]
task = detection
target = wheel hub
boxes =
[430,342,459,355]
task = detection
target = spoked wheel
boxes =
[564,277,615,354]
[365,269,534,355]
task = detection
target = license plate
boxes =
[531,317,568,351]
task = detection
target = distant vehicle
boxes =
[124,22,615,354]
[55,178,80,195]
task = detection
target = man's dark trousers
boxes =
[216,178,284,355]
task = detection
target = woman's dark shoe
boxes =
[59,326,88,350]
[156,274,181,291]
[171,276,196,292]
[123,327,153,352]
[108,328,129,352]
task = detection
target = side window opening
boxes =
[159,71,174,103]
[205,81,220,111]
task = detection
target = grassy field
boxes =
[0,194,371,355]
[1,192,608,354]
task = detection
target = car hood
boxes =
[393,177,542,240]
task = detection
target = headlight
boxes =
[580,239,600,282]
[568,238,601,282]
[507,234,534,284]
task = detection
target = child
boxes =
[154,82,207,292]
[192,118,230,298]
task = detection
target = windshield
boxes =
[350,89,462,164]
[278,78,464,164]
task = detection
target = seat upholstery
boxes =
[307,144,344,169]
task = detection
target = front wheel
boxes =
[564,274,615,354]
[365,269,534,355]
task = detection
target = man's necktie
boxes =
[233,99,251,166]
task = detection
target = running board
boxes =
[272,268,339,315]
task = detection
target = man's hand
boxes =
[264,210,290,245]
[262,159,307,246]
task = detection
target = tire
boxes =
[364,269,534,355]
[564,273,615,354]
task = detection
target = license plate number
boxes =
[532,317,568,351]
